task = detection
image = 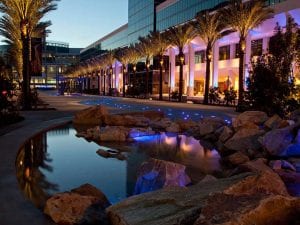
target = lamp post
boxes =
[20,19,31,110]
[146,61,150,98]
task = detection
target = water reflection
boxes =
[16,124,221,208]
[16,133,59,209]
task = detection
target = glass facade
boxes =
[101,26,128,50]
[157,0,227,31]
[128,0,154,44]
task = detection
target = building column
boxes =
[212,41,219,87]
[187,44,195,97]
[169,48,176,92]
[244,34,252,86]
[230,43,235,60]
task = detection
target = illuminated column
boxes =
[230,43,235,59]
[188,44,195,96]
[115,62,120,91]
[212,41,219,87]
[262,37,269,54]
[244,34,252,86]
[169,48,176,91]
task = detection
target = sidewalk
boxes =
[0,91,238,225]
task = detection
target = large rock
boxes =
[44,184,110,225]
[99,126,128,142]
[261,127,294,156]
[283,143,300,157]
[106,173,252,225]
[264,114,284,129]
[103,114,150,127]
[226,152,250,166]
[165,122,180,133]
[149,118,172,130]
[198,117,225,137]
[134,158,191,195]
[176,119,197,131]
[232,111,268,130]
[195,195,300,225]
[219,126,234,142]
[224,128,265,152]
[73,106,108,125]
[233,158,273,174]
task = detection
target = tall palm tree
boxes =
[137,36,156,97]
[166,24,196,102]
[126,44,141,88]
[0,0,59,110]
[115,47,130,97]
[149,31,169,100]
[221,0,273,109]
[103,50,115,94]
[194,11,229,105]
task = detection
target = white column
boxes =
[115,62,120,91]
[188,44,195,97]
[262,37,269,54]
[212,41,219,87]
[244,34,252,85]
[169,48,176,92]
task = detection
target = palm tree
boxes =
[166,24,196,102]
[0,0,59,110]
[126,44,141,88]
[137,36,156,97]
[103,50,115,94]
[115,47,130,97]
[149,31,169,100]
[194,11,229,105]
[221,0,273,109]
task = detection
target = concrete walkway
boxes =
[0,91,238,225]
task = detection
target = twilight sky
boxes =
[44,0,128,48]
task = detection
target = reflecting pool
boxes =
[16,124,221,208]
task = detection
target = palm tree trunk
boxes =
[178,50,184,102]
[159,55,163,101]
[203,46,212,105]
[21,33,31,110]
[123,64,126,97]
[238,38,246,109]
[146,59,149,98]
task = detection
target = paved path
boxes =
[0,90,238,225]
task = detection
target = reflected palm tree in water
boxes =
[16,133,59,209]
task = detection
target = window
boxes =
[195,50,205,64]
[251,39,263,57]
[219,45,230,60]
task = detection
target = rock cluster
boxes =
[68,107,300,225]
[44,184,110,225]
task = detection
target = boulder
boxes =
[149,118,172,130]
[290,108,300,122]
[219,126,234,142]
[103,114,150,127]
[270,160,296,172]
[71,183,111,208]
[128,127,155,139]
[166,122,180,133]
[73,106,108,125]
[226,152,250,166]
[97,149,127,160]
[195,195,300,225]
[99,126,129,142]
[262,127,294,156]
[134,158,191,195]
[44,184,110,225]
[232,111,268,130]
[224,170,289,196]
[224,128,265,152]
[264,114,283,129]
[283,143,300,157]
[176,119,197,131]
[232,158,273,175]
[198,117,225,136]
[106,173,252,225]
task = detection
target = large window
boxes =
[195,50,205,64]
[251,39,263,57]
[219,45,230,60]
